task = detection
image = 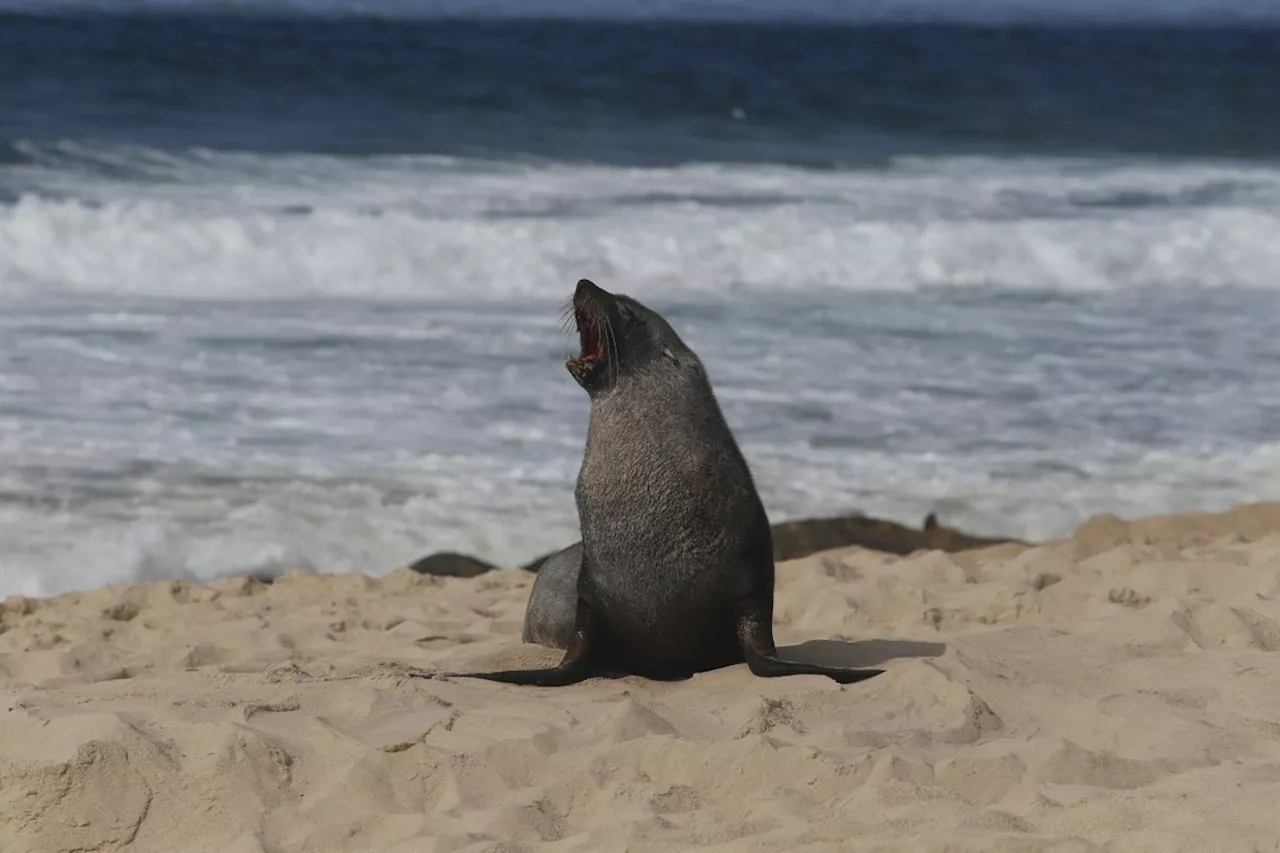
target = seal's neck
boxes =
[585,364,734,466]
[593,361,712,413]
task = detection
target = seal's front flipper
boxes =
[421,598,599,688]
[435,656,593,686]
[735,607,884,685]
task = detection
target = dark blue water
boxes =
[2,12,1279,167]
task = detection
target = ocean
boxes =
[2,3,1279,597]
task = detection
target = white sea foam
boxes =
[3,145,1280,301]
[3,145,1280,598]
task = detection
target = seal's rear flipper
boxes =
[742,646,884,684]
[735,607,884,685]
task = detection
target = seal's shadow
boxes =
[775,638,946,669]
[630,638,946,682]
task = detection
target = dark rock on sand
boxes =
[770,512,1020,562]
[407,551,498,578]
[517,512,1022,574]
[408,514,1020,577]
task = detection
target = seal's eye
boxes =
[616,304,642,330]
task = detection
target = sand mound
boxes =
[4,503,1280,851]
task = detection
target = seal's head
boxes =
[565,278,699,396]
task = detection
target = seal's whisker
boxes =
[557,297,575,324]
[558,315,576,354]
[556,298,578,357]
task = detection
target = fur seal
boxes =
[427,279,883,686]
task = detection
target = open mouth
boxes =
[566,308,606,376]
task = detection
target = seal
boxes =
[426,279,883,686]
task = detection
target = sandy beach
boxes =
[4,501,1280,852]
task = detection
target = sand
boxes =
[5,502,1280,853]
